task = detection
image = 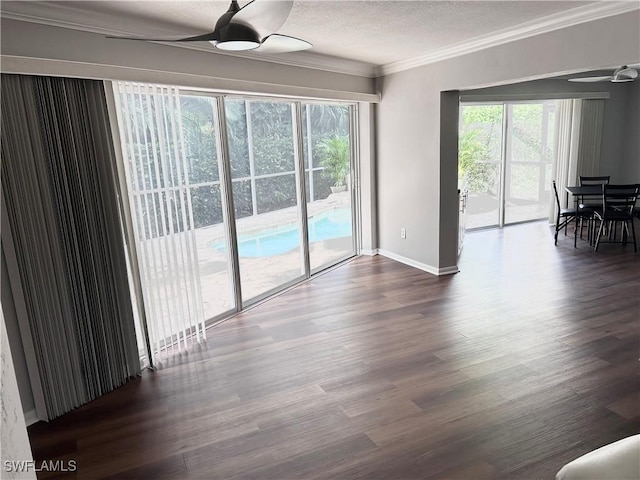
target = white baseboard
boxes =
[360,248,379,256]
[438,265,460,275]
[24,409,38,426]
[377,249,459,276]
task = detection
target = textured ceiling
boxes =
[0,0,606,67]
[286,1,595,65]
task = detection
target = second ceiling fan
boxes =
[107,0,311,54]
[568,65,638,83]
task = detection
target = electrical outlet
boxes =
[401,228,406,239]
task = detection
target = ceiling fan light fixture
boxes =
[213,40,260,51]
[611,66,638,83]
[213,21,261,51]
[611,65,638,83]
[612,75,635,83]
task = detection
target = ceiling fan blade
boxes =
[107,32,218,42]
[232,0,293,36]
[568,76,614,83]
[254,34,312,54]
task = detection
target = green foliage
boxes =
[191,185,223,228]
[123,93,351,238]
[461,104,502,124]
[255,174,297,214]
[319,135,350,187]
[459,129,497,194]
[232,180,253,219]
[253,133,295,175]
[224,98,251,178]
[180,96,219,184]
[458,102,556,205]
[458,105,502,194]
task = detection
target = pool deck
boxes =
[137,191,354,342]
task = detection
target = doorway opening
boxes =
[458,101,557,230]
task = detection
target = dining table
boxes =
[564,184,603,201]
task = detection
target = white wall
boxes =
[376,11,640,273]
[623,81,640,181]
[1,248,35,418]
[1,307,36,480]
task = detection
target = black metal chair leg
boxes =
[594,221,605,252]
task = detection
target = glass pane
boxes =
[505,102,556,224]
[231,179,253,219]
[190,185,223,228]
[255,174,297,214]
[311,169,333,203]
[302,104,350,171]
[116,85,236,355]
[303,103,354,271]
[224,98,251,179]
[232,100,305,303]
[180,95,219,183]
[458,104,503,230]
[250,101,295,175]
[124,89,168,191]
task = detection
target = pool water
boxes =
[214,208,352,258]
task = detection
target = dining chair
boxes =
[552,180,576,245]
[577,176,610,241]
[579,176,611,186]
[593,184,640,252]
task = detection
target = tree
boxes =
[319,135,350,187]
[458,105,502,194]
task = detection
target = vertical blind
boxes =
[549,98,604,223]
[575,99,604,179]
[551,99,575,216]
[1,74,141,420]
[111,82,208,365]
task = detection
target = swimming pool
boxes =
[214,208,352,258]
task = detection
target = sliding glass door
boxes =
[225,98,305,304]
[504,103,556,224]
[458,104,504,229]
[113,83,357,360]
[113,85,235,356]
[459,101,556,230]
[302,103,354,272]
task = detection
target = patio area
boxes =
[137,191,354,341]
[465,192,550,229]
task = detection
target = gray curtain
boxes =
[575,99,605,179]
[1,74,141,421]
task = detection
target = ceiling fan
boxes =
[568,65,638,83]
[107,0,311,54]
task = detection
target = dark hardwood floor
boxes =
[28,221,640,479]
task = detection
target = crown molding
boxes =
[0,10,377,78]
[376,1,640,77]
[155,42,377,78]
[1,54,380,102]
